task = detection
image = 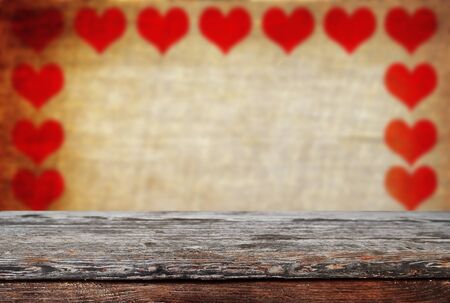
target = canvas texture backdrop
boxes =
[0,0,449,211]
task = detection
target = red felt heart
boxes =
[12,169,64,211]
[12,119,64,165]
[385,63,436,110]
[12,63,64,110]
[324,7,376,53]
[385,119,436,165]
[200,7,251,54]
[11,8,64,53]
[74,7,126,53]
[385,166,436,210]
[385,8,437,54]
[137,7,189,54]
[263,7,314,53]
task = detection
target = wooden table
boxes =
[0,212,449,302]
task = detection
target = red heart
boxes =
[74,7,126,53]
[12,169,64,211]
[11,8,64,53]
[12,119,64,165]
[324,7,376,53]
[12,63,64,110]
[385,8,437,53]
[385,166,436,210]
[199,7,251,54]
[263,7,315,53]
[385,119,436,165]
[137,7,189,54]
[385,63,436,110]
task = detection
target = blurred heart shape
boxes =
[75,7,126,53]
[385,119,436,165]
[13,119,64,165]
[137,7,189,54]
[12,63,64,110]
[385,7,437,53]
[324,7,376,53]
[12,169,64,210]
[11,8,63,52]
[385,166,436,210]
[263,7,315,53]
[200,7,251,54]
[385,63,436,110]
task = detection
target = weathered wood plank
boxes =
[1,0,450,212]
[0,280,449,303]
[0,212,449,280]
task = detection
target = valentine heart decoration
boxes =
[199,7,251,53]
[383,7,438,210]
[12,63,64,110]
[12,169,64,211]
[263,7,315,53]
[0,1,447,212]
[75,7,126,53]
[7,4,66,210]
[324,7,376,53]
[385,8,437,53]
[385,119,436,165]
[12,119,64,165]
[11,8,63,52]
[385,166,437,210]
[384,63,437,110]
[137,7,189,54]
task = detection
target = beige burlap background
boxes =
[0,0,449,210]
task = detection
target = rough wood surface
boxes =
[1,0,449,212]
[1,280,449,303]
[0,212,449,280]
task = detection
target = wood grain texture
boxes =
[0,280,449,303]
[1,0,450,212]
[0,212,449,280]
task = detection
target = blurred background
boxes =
[0,0,448,211]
